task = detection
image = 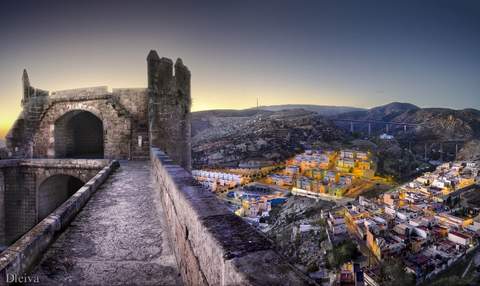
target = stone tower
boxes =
[21,69,32,106]
[6,69,49,157]
[147,50,192,170]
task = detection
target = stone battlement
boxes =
[50,86,109,97]
[0,159,110,169]
[151,148,312,285]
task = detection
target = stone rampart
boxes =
[151,148,313,286]
[0,160,119,285]
[50,86,109,97]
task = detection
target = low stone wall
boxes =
[50,86,109,98]
[17,159,111,169]
[0,160,119,285]
[151,148,313,286]
[0,159,111,244]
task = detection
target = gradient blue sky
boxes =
[0,0,479,137]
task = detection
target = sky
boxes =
[0,0,479,138]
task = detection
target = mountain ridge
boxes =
[332,102,480,140]
[191,102,480,169]
[253,104,365,116]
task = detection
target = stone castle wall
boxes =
[151,148,312,285]
[32,98,132,159]
[6,51,191,168]
[0,170,5,246]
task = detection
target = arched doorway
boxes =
[37,175,85,221]
[54,110,104,158]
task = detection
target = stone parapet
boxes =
[0,159,109,170]
[50,86,109,97]
[16,159,111,169]
[150,147,314,286]
[0,160,119,285]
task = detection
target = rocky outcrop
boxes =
[267,197,335,274]
[457,139,480,162]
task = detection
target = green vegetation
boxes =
[307,262,319,273]
[317,231,327,245]
[266,205,282,223]
[378,258,416,286]
[311,218,326,226]
[327,240,361,269]
[445,196,461,209]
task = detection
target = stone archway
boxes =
[54,110,104,158]
[37,175,85,221]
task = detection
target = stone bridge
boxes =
[0,159,110,247]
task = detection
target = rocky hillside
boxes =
[266,197,335,273]
[333,102,480,141]
[192,109,274,138]
[192,109,345,167]
[457,139,480,162]
[0,139,5,148]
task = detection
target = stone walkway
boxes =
[28,161,182,286]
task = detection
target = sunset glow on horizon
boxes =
[1,0,479,139]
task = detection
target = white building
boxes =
[447,231,472,246]
[413,226,429,239]
[379,133,394,140]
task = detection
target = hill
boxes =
[457,139,480,162]
[0,139,5,148]
[191,104,363,138]
[333,102,480,141]
[191,102,480,173]
[255,104,365,116]
[192,109,274,137]
[192,109,345,167]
